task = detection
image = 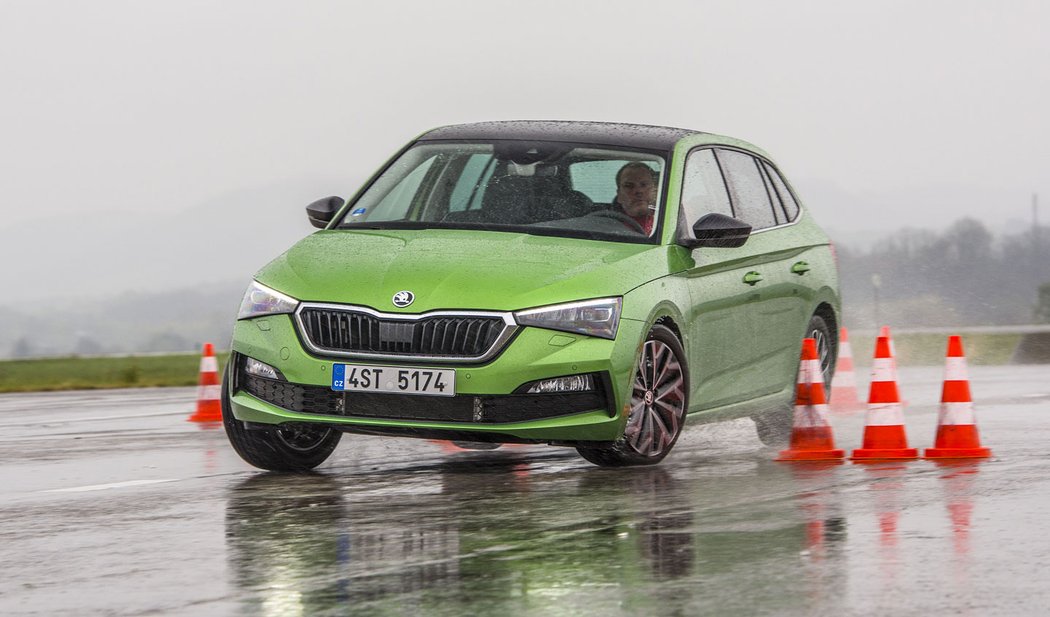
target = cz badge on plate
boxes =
[332,363,455,397]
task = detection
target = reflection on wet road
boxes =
[1,366,1049,616]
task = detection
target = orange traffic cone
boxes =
[851,336,918,460]
[829,327,864,413]
[878,325,909,406]
[776,338,845,461]
[879,325,894,346]
[188,343,222,423]
[924,336,991,459]
[879,325,898,371]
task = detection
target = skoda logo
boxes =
[392,290,415,308]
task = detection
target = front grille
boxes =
[296,305,512,361]
[341,390,607,423]
[240,375,607,424]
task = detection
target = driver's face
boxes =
[617,167,656,217]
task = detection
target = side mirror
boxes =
[678,213,752,249]
[306,196,345,229]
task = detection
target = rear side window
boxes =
[680,149,733,225]
[762,161,801,222]
[758,164,784,225]
[717,149,777,230]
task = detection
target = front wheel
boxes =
[577,324,688,466]
[222,368,342,471]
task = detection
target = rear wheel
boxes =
[222,367,342,471]
[753,312,836,446]
[577,324,688,466]
[807,313,836,390]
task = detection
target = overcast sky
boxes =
[2,0,1049,301]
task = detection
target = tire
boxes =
[222,366,342,472]
[806,312,837,392]
[577,324,688,466]
[753,401,793,447]
[752,312,837,446]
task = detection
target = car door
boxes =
[759,159,822,374]
[716,149,806,398]
[675,148,767,409]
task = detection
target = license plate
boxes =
[332,364,455,397]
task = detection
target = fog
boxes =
[1,1,1048,353]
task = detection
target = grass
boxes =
[0,353,229,393]
[846,333,1021,366]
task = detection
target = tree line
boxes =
[836,218,1050,328]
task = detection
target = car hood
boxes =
[254,229,672,312]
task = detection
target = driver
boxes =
[614,162,658,234]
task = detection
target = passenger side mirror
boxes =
[306,196,345,229]
[679,213,752,249]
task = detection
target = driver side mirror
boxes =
[678,213,752,249]
[306,196,345,229]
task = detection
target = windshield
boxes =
[335,141,666,242]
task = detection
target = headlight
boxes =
[237,281,298,320]
[514,297,622,340]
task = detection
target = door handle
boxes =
[743,271,763,286]
[790,261,811,275]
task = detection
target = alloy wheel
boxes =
[623,339,686,457]
[276,424,334,452]
[809,325,832,387]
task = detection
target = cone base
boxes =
[850,447,919,460]
[776,449,845,462]
[923,447,991,459]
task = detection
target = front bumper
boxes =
[227,314,645,443]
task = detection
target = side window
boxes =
[758,163,784,225]
[717,149,777,230]
[680,149,733,226]
[762,161,801,222]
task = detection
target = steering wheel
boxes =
[585,209,646,234]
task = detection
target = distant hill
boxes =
[0,280,246,358]
[0,176,352,358]
[0,177,346,304]
[794,178,1035,248]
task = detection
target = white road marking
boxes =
[0,410,185,428]
[43,478,180,493]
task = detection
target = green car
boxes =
[223,121,840,470]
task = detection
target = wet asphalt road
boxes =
[1,365,1049,616]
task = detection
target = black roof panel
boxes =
[419,120,699,150]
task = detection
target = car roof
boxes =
[418,121,701,150]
